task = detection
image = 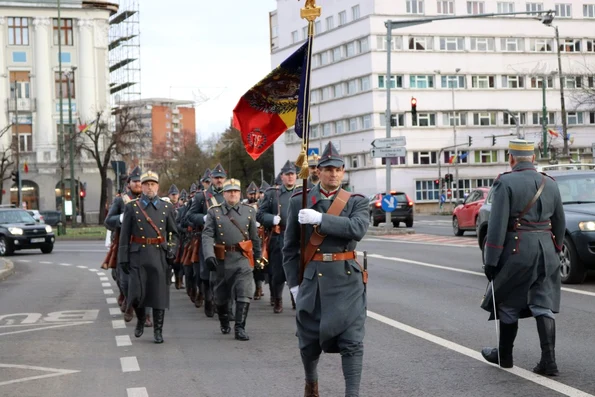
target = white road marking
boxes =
[102,282,111,287]
[363,238,475,248]
[112,320,126,329]
[53,249,108,253]
[127,387,149,397]
[15,259,31,263]
[88,269,99,272]
[100,276,109,281]
[116,335,132,347]
[103,289,114,295]
[0,321,93,337]
[362,253,595,298]
[120,356,140,372]
[97,272,106,276]
[109,308,122,316]
[368,311,594,397]
[39,261,52,264]
[0,363,79,386]
[77,265,88,269]
[58,263,72,267]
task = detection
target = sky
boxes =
[139,0,277,141]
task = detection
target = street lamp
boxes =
[57,0,66,234]
[65,67,77,226]
[540,70,558,158]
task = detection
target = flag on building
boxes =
[78,118,97,134]
[548,128,560,137]
[23,161,28,173]
[448,155,456,164]
[232,39,310,160]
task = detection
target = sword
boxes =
[490,280,501,367]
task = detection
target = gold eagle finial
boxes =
[300,0,321,21]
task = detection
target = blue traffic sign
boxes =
[308,148,319,156]
[381,195,398,212]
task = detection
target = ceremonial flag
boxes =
[448,155,456,164]
[78,118,97,134]
[548,128,559,137]
[232,39,311,160]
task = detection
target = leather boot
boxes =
[133,307,146,338]
[195,291,204,308]
[269,283,275,306]
[304,380,319,397]
[144,312,153,327]
[153,309,165,344]
[481,321,518,368]
[274,298,283,314]
[254,287,262,300]
[234,302,250,341]
[189,287,197,303]
[174,273,181,290]
[533,316,559,376]
[124,305,134,322]
[291,293,296,310]
[217,305,231,334]
[117,293,125,309]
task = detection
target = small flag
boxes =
[548,128,559,137]
[23,161,28,173]
[448,155,455,164]
[78,118,96,134]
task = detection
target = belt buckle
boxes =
[322,253,333,262]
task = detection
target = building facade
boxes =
[0,0,117,214]
[270,0,595,211]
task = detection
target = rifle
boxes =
[363,251,368,292]
[101,230,120,269]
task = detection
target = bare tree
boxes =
[0,124,15,204]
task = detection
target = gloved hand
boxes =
[119,213,124,223]
[121,262,130,275]
[273,215,281,225]
[298,209,322,225]
[256,221,261,228]
[203,215,208,224]
[206,257,218,272]
[483,265,498,281]
[290,286,299,301]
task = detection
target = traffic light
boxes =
[468,136,473,146]
[80,189,86,199]
[434,178,440,186]
[411,97,417,125]
[11,171,19,184]
[492,135,496,146]
[445,174,453,183]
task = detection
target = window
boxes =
[413,151,438,165]
[54,19,74,45]
[502,75,524,88]
[359,76,370,91]
[9,72,31,99]
[567,112,583,125]
[338,11,347,25]
[378,75,403,88]
[322,86,333,100]
[332,47,343,62]
[441,75,465,88]
[439,37,465,51]
[352,5,360,20]
[382,156,406,166]
[530,76,554,88]
[476,178,495,188]
[333,83,343,98]
[443,112,467,126]
[497,2,515,12]
[503,112,526,125]
[475,150,498,163]
[54,72,75,99]
[409,36,433,50]
[471,75,495,88]
[585,4,595,18]
[415,180,440,201]
[326,16,334,30]
[587,39,595,52]
[312,54,320,68]
[19,132,33,153]
[311,89,320,103]
[470,37,495,51]
[310,125,319,138]
[530,38,552,52]
[586,76,595,88]
[314,21,321,34]
[560,39,581,52]
[555,3,572,18]
[349,118,358,131]
[437,0,454,14]
[302,27,308,40]
[377,35,403,50]
[335,120,345,134]
[588,112,595,124]
[531,111,555,125]
[347,80,357,94]
[467,1,484,14]
[346,42,355,57]
[473,112,496,126]
[416,113,436,126]
[291,31,298,43]
[359,37,369,52]
[444,150,469,164]
[349,155,359,169]
[320,51,329,65]
[8,17,29,46]
[562,76,582,89]
[322,123,331,137]
[526,2,543,15]
[379,113,405,127]
[501,38,523,52]
[407,0,424,14]
[410,75,434,88]
[363,115,372,129]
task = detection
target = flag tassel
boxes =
[296,18,316,180]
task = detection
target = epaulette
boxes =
[210,203,222,209]
[160,197,171,202]
[494,171,512,181]
[351,193,365,198]
[127,198,139,205]
[291,189,310,198]
[265,186,279,193]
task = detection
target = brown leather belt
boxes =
[225,244,242,252]
[130,236,165,245]
[312,251,356,262]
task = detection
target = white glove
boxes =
[256,221,261,228]
[290,286,299,301]
[273,215,281,225]
[298,209,322,225]
[203,215,208,223]
[119,213,124,223]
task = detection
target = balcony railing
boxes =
[7,98,36,112]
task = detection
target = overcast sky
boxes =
[139,0,277,141]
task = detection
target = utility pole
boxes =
[542,75,548,158]
[12,84,21,207]
[66,67,77,226]
[553,25,569,157]
[57,0,66,234]
[451,70,460,203]
[384,23,392,232]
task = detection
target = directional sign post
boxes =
[370,147,406,158]
[371,136,406,148]
[381,194,398,213]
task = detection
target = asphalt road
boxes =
[1,224,595,397]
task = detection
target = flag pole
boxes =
[297,0,320,283]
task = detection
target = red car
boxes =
[452,187,490,236]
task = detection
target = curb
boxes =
[366,228,415,236]
[0,259,15,282]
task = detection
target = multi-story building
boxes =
[0,0,117,213]
[270,0,595,211]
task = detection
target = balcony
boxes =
[172,126,180,133]
[172,108,180,115]
[7,98,36,112]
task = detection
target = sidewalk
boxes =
[0,258,14,281]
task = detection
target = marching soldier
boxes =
[257,161,300,313]
[258,181,270,201]
[480,139,565,375]
[200,168,211,191]
[307,154,320,189]
[173,189,188,290]
[283,141,369,397]
[245,182,265,300]
[181,183,199,300]
[119,171,179,344]
[105,166,142,323]
[202,178,262,341]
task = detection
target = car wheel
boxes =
[40,244,54,254]
[405,218,413,228]
[452,216,464,236]
[0,236,14,256]
[370,212,379,227]
[560,236,586,284]
[392,221,400,228]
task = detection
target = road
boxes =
[1,218,595,397]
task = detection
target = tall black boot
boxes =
[217,305,231,334]
[234,302,250,341]
[534,316,559,376]
[204,282,215,318]
[481,321,518,368]
[153,309,165,344]
[133,307,146,338]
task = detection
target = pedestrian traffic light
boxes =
[445,173,453,183]
[411,97,417,125]
[11,171,18,183]
[492,135,497,146]
[80,188,86,199]
[434,178,440,186]
[468,136,473,146]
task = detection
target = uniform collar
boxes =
[281,184,296,194]
[222,201,241,215]
[211,185,224,195]
[141,194,160,209]
[320,185,340,199]
[512,161,536,172]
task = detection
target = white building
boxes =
[0,0,116,214]
[270,0,595,212]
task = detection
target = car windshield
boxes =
[0,210,36,224]
[557,174,595,204]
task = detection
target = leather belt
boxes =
[130,236,165,245]
[225,244,242,252]
[312,251,356,262]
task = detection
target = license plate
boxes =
[30,238,45,243]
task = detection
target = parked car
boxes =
[0,208,55,255]
[368,191,414,227]
[27,210,45,223]
[39,211,63,227]
[477,171,595,284]
[452,188,490,236]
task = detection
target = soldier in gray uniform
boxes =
[481,139,565,375]
[200,168,211,191]
[257,160,300,313]
[180,183,199,300]
[202,178,262,341]
[105,166,142,322]
[245,182,265,300]
[306,153,320,189]
[119,171,179,344]
[283,141,369,397]
[258,181,270,202]
[185,164,227,317]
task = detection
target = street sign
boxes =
[308,148,319,156]
[381,194,398,212]
[371,136,407,148]
[371,147,406,158]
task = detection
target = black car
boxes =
[368,191,414,227]
[39,210,64,227]
[477,171,595,284]
[0,209,55,255]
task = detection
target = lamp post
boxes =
[10,84,21,207]
[65,67,77,226]
[57,0,66,234]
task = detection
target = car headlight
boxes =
[578,221,595,231]
[8,227,23,236]
[45,225,52,233]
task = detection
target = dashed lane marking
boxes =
[15,259,30,263]
[88,269,98,272]
[112,320,126,329]
[109,308,122,316]
[39,261,52,264]
[106,298,118,304]
[116,335,132,347]
[102,283,111,287]
[127,387,149,397]
[103,289,114,295]
[100,277,109,281]
[76,265,88,269]
[120,357,140,372]
[58,263,72,267]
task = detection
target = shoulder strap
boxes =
[122,195,132,205]
[210,196,218,207]
[518,175,546,221]
[226,214,249,241]
[137,203,164,240]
